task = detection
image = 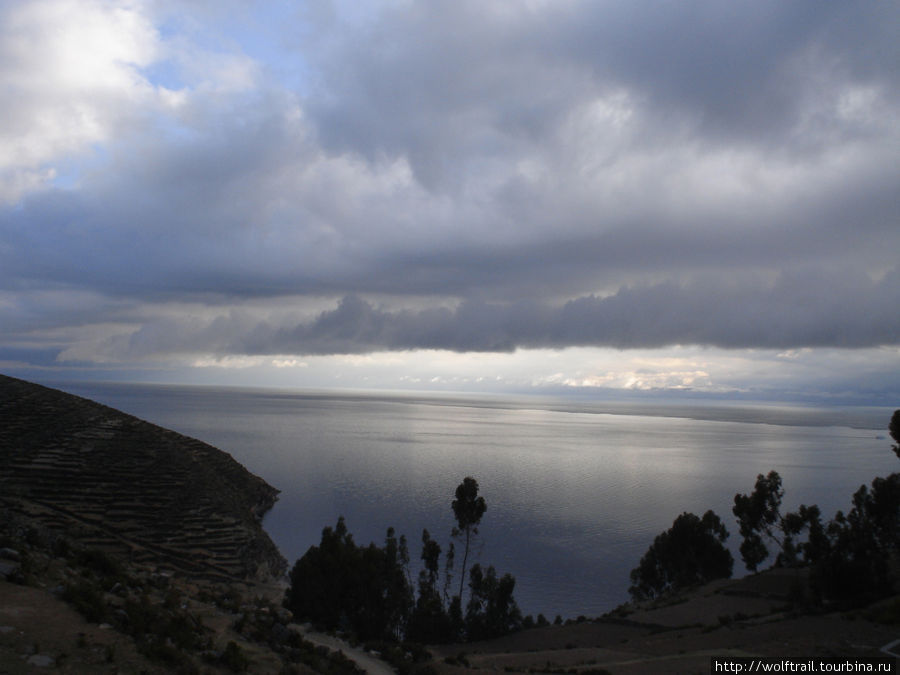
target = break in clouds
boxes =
[0,0,898,390]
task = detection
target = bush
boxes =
[222,641,249,672]
[62,581,107,623]
[76,548,123,582]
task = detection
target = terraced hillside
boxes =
[0,374,286,583]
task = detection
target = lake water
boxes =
[50,381,897,619]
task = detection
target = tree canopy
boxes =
[732,470,785,571]
[283,517,412,640]
[452,476,487,600]
[284,477,521,644]
[629,510,733,601]
[727,410,900,608]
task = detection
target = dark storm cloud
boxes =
[265,268,900,353]
[98,267,898,359]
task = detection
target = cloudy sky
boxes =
[2,0,898,402]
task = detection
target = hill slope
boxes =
[0,374,286,583]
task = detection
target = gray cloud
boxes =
[1,0,899,375]
[247,268,900,353]
[303,1,900,184]
[84,266,898,361]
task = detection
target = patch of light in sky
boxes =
[124,346,897,405]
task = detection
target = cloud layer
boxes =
[0,0,898,393]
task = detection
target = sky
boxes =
[1,0,899,403]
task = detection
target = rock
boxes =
[0,547,21,561]
[271,622,291,643]
[0,560,21,579]
[26,654,55,667]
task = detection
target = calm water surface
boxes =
[53,382,897,619]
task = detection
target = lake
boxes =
[50,381,897,619]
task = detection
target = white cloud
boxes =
[271,358,307,368]
[191,354,267,369]
[0,0,266,202]
[0,0,162,200]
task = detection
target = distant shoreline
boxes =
[43,378,894,432]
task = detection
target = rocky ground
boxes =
[0,529,366,673]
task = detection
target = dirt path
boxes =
[293,625,396,675]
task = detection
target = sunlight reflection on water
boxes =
[55,382,897,619]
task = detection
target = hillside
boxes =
[0,375,373,672]
[0,374,285,583]
[427,569,900,674]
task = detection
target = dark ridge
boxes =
[0,373,287,583]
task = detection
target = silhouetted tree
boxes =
[283,517,413,640]
[629,510,733,601]
[749,411,900,608]
[891,410,900,459]
[811,472,900,606]
[285,476,521,644]
[381,527,413,639]
[442,540,455,605]
[420,529,441,591]
[452,477,486,601]
[284,517,355,630]
[781,504,829,565]
[408,529,455,643]
[807,412,900,605]
[734,470,832,571]
[464,564,522,640]
[733,470,785,571]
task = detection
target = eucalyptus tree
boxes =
[891,410,900,459]
[452,476,486,601]
[629,510,733,600]
[732,470,786,571]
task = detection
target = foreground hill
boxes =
[0,374,285,583]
